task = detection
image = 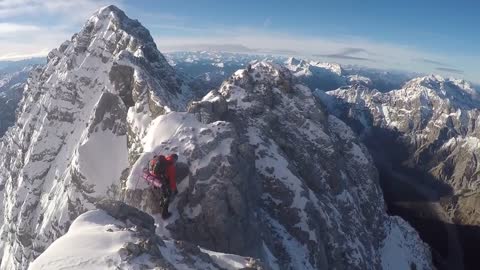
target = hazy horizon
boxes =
[0,0,478,83]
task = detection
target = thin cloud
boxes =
[0,0,122,22]
[436,67,464,74]
[340,47,369,55]
[417,58,451,67]
[0,23,42,35]
[319,54,372,61]
[313,47,373,61]
[259,48,299,55]
[163,42,300,55]
[166,43,258,53]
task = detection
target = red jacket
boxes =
[165,155,177,191]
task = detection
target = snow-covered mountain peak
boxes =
[232,61,293,86]
[48,4,192,113]
[402,74,480,109]
[0,5,194,269]
[84,4,157,56]
[310,61,343,76]
[286,57,303,67]
[284,57,343,77]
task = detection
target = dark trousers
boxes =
[152,184,171,216]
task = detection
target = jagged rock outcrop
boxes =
[124,61,433,269]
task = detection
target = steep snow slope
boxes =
[0,5,193,269]
[123,61,433,269]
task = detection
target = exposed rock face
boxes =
[325,75,480,269]
[124,62,433,269]
[30,200,264,270]
[0,5,193,269]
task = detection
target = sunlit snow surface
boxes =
[30,210,256,270]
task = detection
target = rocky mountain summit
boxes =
[0,5,434,270]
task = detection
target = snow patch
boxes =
[76,129,129,196]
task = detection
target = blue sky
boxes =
[0,0,478,82]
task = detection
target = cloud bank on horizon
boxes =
[0,0,478,83]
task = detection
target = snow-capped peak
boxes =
[232,61,292,86]
[0,5,193,269]
[285,57,303,67]
[309,61,343,76]
[402,74,480,107]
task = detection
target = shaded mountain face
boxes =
[325,75,480,269]
[0,65,40,136]
[1,5,433,270]
[123,61,432,269]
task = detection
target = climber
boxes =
[148,153,178,219]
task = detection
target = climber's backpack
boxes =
[149,155,168,177]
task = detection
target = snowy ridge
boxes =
[30,204,261,270]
